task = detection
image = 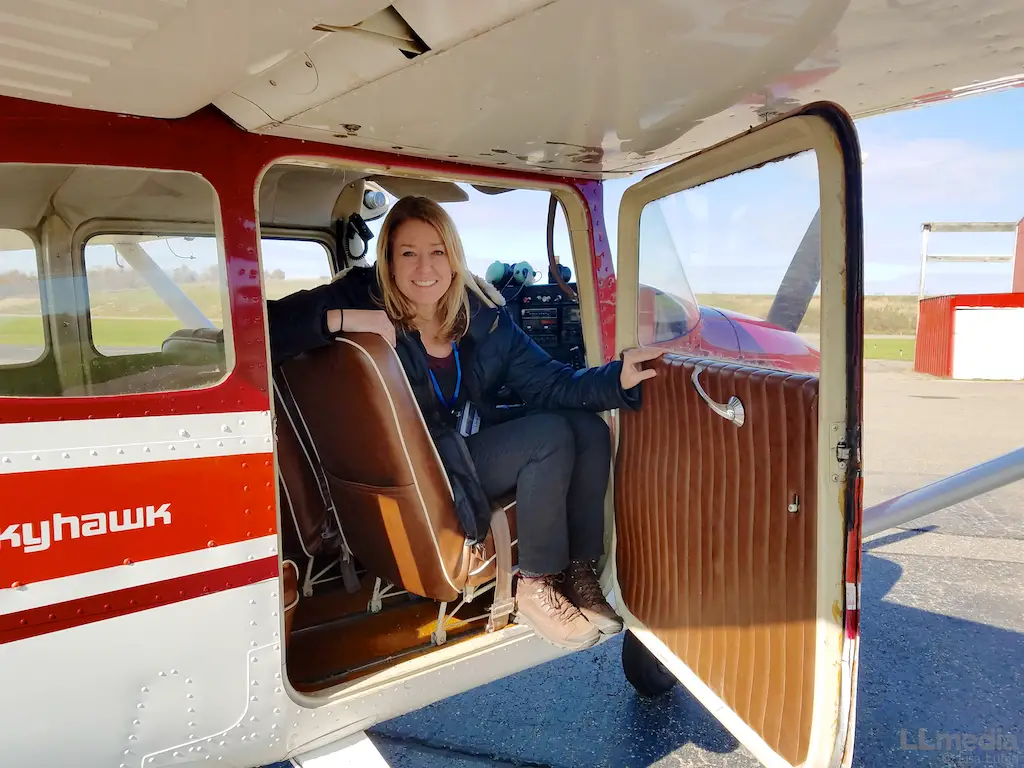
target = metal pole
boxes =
[114,243,214,329]
[918,225,930,303]
[915,225,930,337]
[862,445,1024,538]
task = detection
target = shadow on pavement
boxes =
[370,527,1022,767]
[370,630,740,767]
[853,530,1023,767]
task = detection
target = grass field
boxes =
[1,283,921,359]
[864,336,916,361]
[695,293,920,336]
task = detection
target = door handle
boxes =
[691,365,745,427]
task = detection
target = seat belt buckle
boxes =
[486,597,515,632]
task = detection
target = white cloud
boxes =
[862,136,1024,205]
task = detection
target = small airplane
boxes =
[1,2,1023,768]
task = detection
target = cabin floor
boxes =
[285,574,493,691]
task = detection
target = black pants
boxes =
[465,410,611,576]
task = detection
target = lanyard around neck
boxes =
[427,341,461,412]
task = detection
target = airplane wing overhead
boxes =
[0,0,1021,175]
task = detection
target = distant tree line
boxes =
[0,262,292,300]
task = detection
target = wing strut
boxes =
[862,445,1024,537]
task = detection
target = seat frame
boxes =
[273,370,363,598]
[278,333,519,646]
[332,335,518,641]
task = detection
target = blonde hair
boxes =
[375,195,473,342]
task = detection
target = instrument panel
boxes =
[504,282,585,370]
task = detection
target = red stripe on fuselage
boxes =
[0,556,279,645]
[1,454,276,586]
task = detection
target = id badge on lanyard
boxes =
[455,401,481,437]
[428,342,481,437]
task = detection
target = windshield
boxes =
[637,197,702,343]
[636,150,822,353]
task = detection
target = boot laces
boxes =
[570,562,605,607]
[535,574,580,622]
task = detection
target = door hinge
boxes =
[829,423,850,482]
[836,441,850,464]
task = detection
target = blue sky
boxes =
[2,87,1022,298]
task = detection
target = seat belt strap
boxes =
[487,506,514,633]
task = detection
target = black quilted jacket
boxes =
[267,265,641,542]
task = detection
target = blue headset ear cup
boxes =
[486,261,514,287]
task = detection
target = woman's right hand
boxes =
[338,309,397,347]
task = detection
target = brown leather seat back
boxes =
[280,332,470,603]
[273,375,340,563]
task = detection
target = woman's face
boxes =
[390,217,454,310]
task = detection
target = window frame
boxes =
[74,211,235,395]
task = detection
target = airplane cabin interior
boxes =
[265,163,597,692]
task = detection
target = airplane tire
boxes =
[621,630,677,698]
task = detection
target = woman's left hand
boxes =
[619,346,666,389]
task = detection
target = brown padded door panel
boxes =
[615,354,818,766]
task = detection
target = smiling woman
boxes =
[266,186,663,654]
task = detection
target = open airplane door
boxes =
[612,102,864,768]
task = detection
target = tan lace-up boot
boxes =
[514,573,601,650]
